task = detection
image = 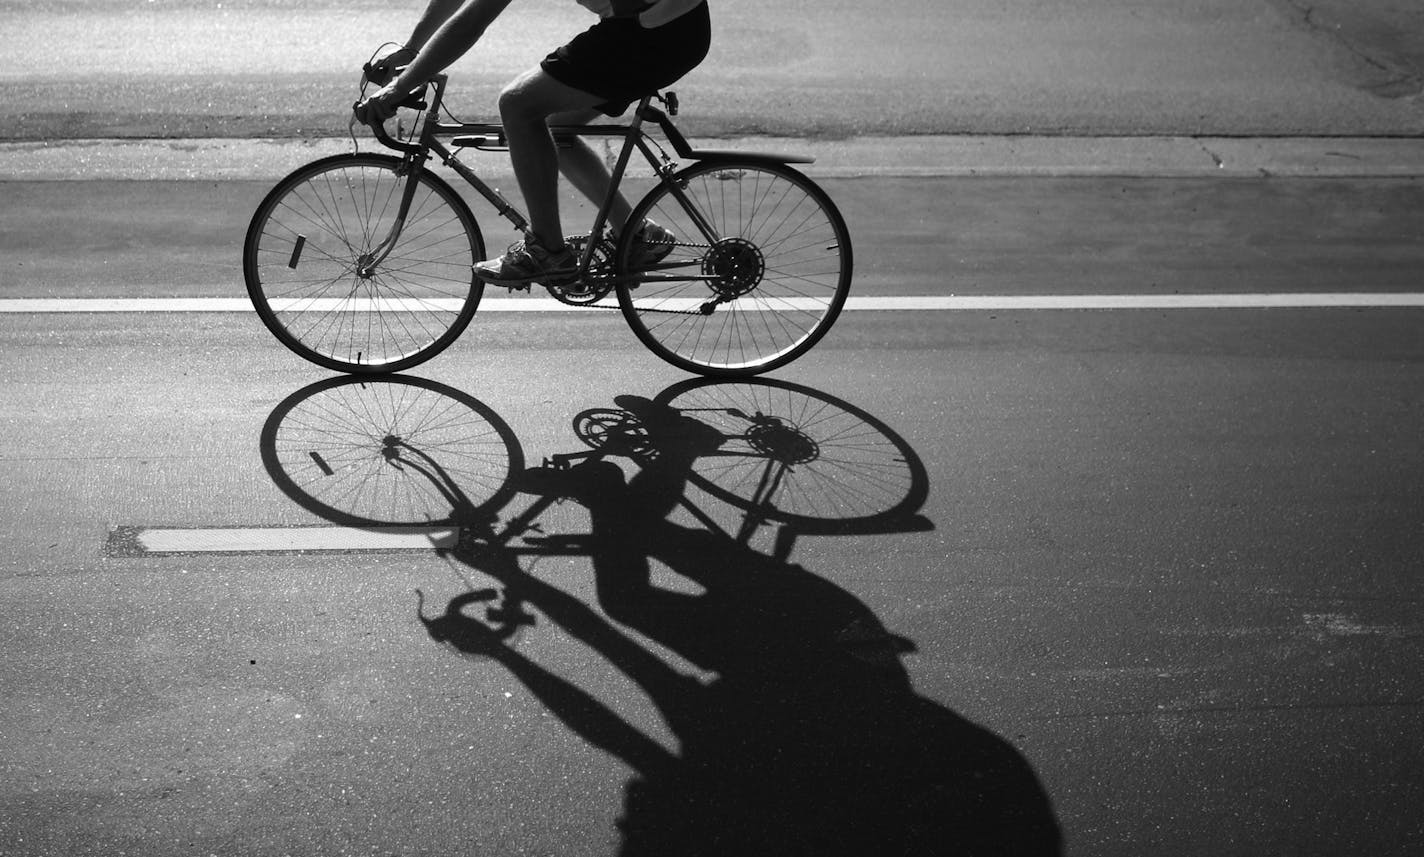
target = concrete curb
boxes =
[2,135,1423,180]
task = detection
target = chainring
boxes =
[544,235,615,305]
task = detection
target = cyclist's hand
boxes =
[353,81,404,127]
[363,44,416,86]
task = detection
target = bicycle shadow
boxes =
[262,376,1061,856]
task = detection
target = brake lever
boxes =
[362,60,409,87]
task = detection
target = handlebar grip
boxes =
[352,74,442,156]
[365,109,424,156]
[350,84,427,128]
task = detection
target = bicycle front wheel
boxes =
[244,153,485,374]
[614,160,852,377]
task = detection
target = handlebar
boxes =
[355,73,446,156]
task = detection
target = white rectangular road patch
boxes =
[115,526,459,555]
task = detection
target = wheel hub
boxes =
[745,418,818,465]
[703,238,765,298]
[381,433,404,464]
[356,253,377,279]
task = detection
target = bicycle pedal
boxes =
[547,280,596,296]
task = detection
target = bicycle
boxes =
[243,74,854,378]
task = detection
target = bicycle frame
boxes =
[362,74,731,285]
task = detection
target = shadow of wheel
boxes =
[260,374,524,528]
[650,377,930,535]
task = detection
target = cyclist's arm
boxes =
[392,0,516,94]
[363,0,461,81]
[638,0,703,28]
[357,0,514,124]
[406,0,463,50]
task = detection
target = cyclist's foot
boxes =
[623,219,677,269]
[474,238,577,286]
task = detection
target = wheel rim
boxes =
[618,164,851,374]
[247,158,481,371]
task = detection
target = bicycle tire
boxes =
[614,160,852,377]
[244,153,485,374]
[651,377,927,533]
[261,374,524,528]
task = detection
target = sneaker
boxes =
[623,220,677,270]
[474,238,577,286]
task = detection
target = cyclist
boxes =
[354,0,711,286]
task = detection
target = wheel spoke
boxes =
[617,163,851,375]
[246,156,483,373]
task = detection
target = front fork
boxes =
[355,156,425,277]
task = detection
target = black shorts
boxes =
[541,2,711,116]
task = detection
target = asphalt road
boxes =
[3,168,1424,855]
[2,310,1423,856]
[3,0,1424,138]
[5,170,1424,299]
[3,0,1424,854]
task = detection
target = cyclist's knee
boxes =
[500,68,598,123]
[497,81,535,122]
[497,68,544,118]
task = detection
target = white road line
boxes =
[4,294,1424,313]
[128,526,458,554]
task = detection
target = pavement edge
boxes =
[3,135,1424,180]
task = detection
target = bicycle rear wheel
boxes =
[614,160,852,377]
[244,153,484,373]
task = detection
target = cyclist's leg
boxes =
[550,107,636,233]
[534,7,709,242]
[497,67,603,252]
[551,108,669,260]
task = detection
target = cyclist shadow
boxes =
[416,386,1062,856]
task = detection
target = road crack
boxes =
[1275,0,1423,98]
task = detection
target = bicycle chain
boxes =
[533,238,725,316]
[539,283,723,316]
